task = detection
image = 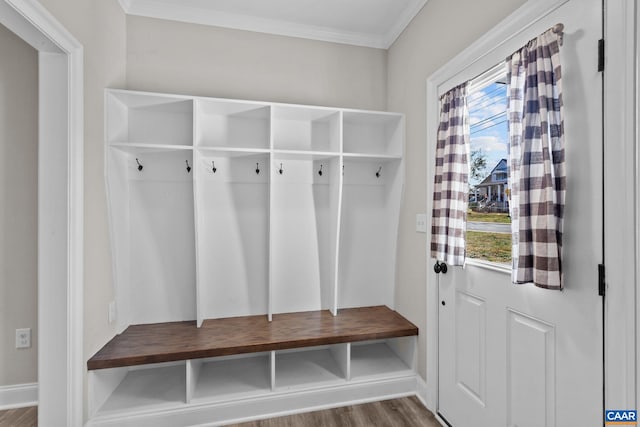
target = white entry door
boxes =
[433,1,603,426]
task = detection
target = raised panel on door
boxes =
[455,291,486,407]
[507,310,556,427]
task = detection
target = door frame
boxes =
[0,0,83,425]
[424,0,637,419]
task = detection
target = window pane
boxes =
[467,81,511,266]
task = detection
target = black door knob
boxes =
[434,261,448,274]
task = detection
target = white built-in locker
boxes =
[105,89,404,331]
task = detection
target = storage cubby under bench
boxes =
[87,306,418,426]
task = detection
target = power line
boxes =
[470,111,506,129]
[470,119,508,135]
[468,95,507,111]
[467,87,505,106]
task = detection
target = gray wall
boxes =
[0,23,38,387]
[126,15,387,110]
[387,0,527,379]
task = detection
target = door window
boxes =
[467,71,511,267]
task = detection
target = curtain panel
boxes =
[430,83,470,266]
[506,28,565,290]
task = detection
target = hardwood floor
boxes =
[227,397,440,427]
[0,406,37,427]
[0,397,438,426]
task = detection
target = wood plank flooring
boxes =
[227,397,440,427]
[0,398,439,426]
[88,305,418,370]
[0,406,37,427]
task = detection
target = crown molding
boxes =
[384,0,427,48]
[120,0,427,49]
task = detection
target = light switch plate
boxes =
[108,301,116,323]
[416,214,427,233]
[16,328,31,349]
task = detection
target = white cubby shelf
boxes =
[97,89,411,426]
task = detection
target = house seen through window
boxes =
[467,71,512,266]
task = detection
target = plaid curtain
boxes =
[430,83,470,266]
[506,28,565,289]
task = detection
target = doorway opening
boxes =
[0,1,83,424]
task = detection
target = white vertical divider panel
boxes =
[270,351,276,391]
[193,99,204,327]
[330,112,344,316]
[331,343,351,381]
[384,115,405,312]
[106,146,132,332]
[268,107,275,322]
[186,359,202,404]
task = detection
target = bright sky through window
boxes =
[468,81,508,186]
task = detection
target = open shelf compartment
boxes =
[106,90,193,146]
[274,344,348,391]
[195,99,270,150]
[187,353,272,403]
[272,105,340,153]
[89,362,186,417]
[350,337,416,381]
[343,111,403,157]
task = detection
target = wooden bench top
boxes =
[87,306,418,370]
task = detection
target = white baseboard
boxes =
[415,374,429,408]
[87,376,418,427]
[0,383,38,410]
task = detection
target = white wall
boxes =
[126,15,387,110]
[0,23,38,387]
[387,0,527,379]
